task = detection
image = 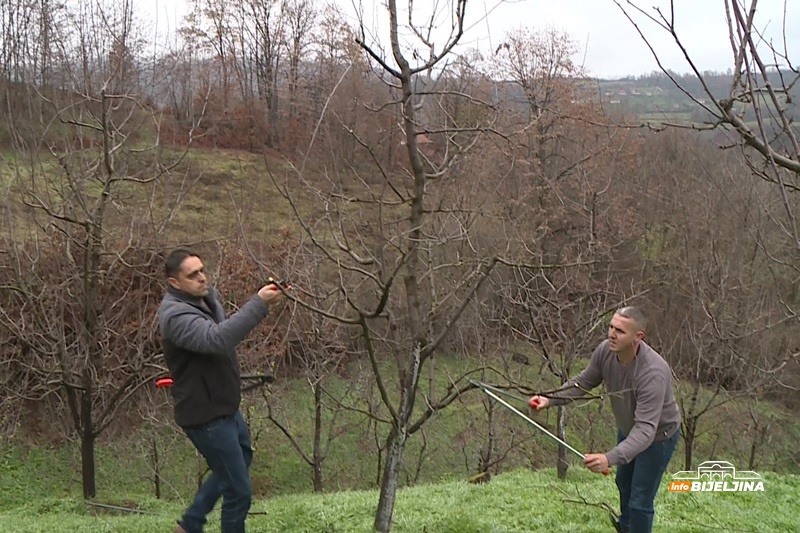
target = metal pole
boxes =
[481,387,588,461]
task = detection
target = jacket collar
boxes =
[167,285,212,307]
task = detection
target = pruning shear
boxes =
[472,381,610,476]
[268,276,291,291]
[156,374,275,392]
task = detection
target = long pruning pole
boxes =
[476,382,609,475]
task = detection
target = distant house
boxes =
[399,131,433,147]
[398,129,438,160]
[415,133,433,146]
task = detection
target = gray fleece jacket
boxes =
[158,286,269,427]
[548,340,681,466]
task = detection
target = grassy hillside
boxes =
[0,145,301,245]
[3,354,797,504]
[0,468,796,532]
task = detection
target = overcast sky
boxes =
[142,0,798,79]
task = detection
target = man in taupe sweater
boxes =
[529,307,680,533]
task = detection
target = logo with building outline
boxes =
[668,460,764,492]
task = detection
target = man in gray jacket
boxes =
[529,307,680,533]
[159,247,286,533]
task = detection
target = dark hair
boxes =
[165,247,199,278]
[616,306,647,332]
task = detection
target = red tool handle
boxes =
[155,377,174,388]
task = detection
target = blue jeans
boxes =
[615,429,679,533]
[180,411,253,533]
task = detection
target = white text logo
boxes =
[668,460,764,492]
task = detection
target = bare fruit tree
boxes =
[261,250,358,493]
[613,0,800,255]
[613,0,800,419]
[484,26,648,478]
[269,1,513,530]
[0,0,205,498]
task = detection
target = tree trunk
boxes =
[748,434,758,471]
[747,423,767,471]
[682,380,700,471]
[477,399,495,482]
[683,419,695,471]
[556,406,568,479]
[312,383,324,492]
[152,437,161,499]
[373,426,407,532]
[80,385,96,498]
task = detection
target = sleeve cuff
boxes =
[605,449,621,466]
[251,295,270,316]
[547,396,569,407]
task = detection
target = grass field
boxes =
[0,468,796,532]
[1,354,799,532]
[4,354,796,501]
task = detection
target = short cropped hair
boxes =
[615,306,647,332]
[165,247,199,278]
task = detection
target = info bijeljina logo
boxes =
[668,460,764,492]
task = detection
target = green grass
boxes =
[637,111,696,123]
[1,356,798,532]
[2,354,798,509]
[0,144,307,245]
[0,468,796,532]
